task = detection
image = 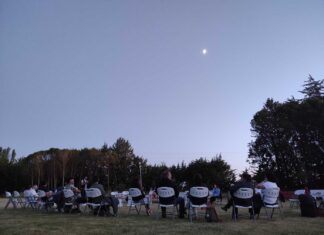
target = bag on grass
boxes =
[205,206,220,222]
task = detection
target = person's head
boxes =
[265,173,276,182]
[32,184,38,190]
[131,177,141,187]
[241,172,251,182]
[93,176,100,183]
[68,178,75,185]
[193,173,203,186]
[161,168,172,180]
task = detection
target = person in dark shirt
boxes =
[188,173,208,205]
[156,168,186,218]
[221,172,254,218]
[90,176,119,216]
[130,177,152,215]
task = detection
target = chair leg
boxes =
[97,205,101,216]
[128,204,132,215]
[155,205,160,219]
[270,208,274,219]
[232,207,237,221]
[264,206,269,219]
[137,204,142,214]
[135,205,140,215]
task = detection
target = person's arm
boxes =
[256,182,265,189]
[171,181,179,197]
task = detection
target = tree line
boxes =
[0,138,235,193]
[248,76,324,189]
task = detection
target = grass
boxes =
[0,199,324,235]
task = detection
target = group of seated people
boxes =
[23,177,119,215]
[15,168,324,220]
[220,172,279,219]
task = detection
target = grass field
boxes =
[1,199,324,235]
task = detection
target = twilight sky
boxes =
[1,0,324,173]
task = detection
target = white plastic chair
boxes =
[13,191,25,208]
[188,187,209,222]
[260,188,282,219]
[4,191,17,209]
[37,190,47,210]
[232,188,254,221]
[128,188,144,215]
[156,187,177,219]
[23,190,38,209]
[85,188,105,216]
[63,189,76,213]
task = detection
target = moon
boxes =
[202,49,207,55]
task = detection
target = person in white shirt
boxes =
[26,185,39,198]
[256,174,279,190]
[253,174,279,215]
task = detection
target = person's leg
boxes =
[105,196,119,216]
[222,198,233,211]
[143,197,151,215]
[161,207,166,218]
[253,194,262,215]
[176,197,185,218]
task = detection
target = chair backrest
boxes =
[262,188,280,204]
[13,191,21,198]
[38,190,46,198]
[111,191,118,196]
[294,189,305,196]
[157,187,175,198]
[85,188,102,198]
[63,189,74,198]
[189,187,209,198]
[233,188,253,199]
[23,190,29,198]
[5,191,12,198]
[129,188,142,198]
[310,190,324,199]
[189,187,208,206]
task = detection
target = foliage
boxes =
[0,139,235,193]
[248,76,324,189]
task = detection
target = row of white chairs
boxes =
[5,187,282,222]
[5,190,49,210]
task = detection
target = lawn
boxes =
[0,199,323,235]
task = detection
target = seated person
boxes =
[38,182,55,209]
[24,185,39,207]
[156,168,186,218]
[91,176,118,216]
[256,173,278,191]
[299,188,324,217]
[129,177,152,215]
[39,182,53,200]
[254,173,279,214]
[64,178,84,212]
[65,178,81,194]
[210,184,222,203]
[188,173,208,205]
[25,185,39,199]
[221,172,254,218]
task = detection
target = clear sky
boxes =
[1,0,324,173]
